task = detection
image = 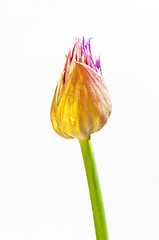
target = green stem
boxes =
[78,136,109,240]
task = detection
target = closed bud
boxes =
[50,37,112,139]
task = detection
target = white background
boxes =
[0,0,159,239]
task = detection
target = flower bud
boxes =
[50,37,112,139]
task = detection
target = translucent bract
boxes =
[50,38,112,139]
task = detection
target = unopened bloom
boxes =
[50,37,112,139]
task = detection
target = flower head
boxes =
[50,37,112,139]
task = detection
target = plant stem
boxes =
[78,136,109,240]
